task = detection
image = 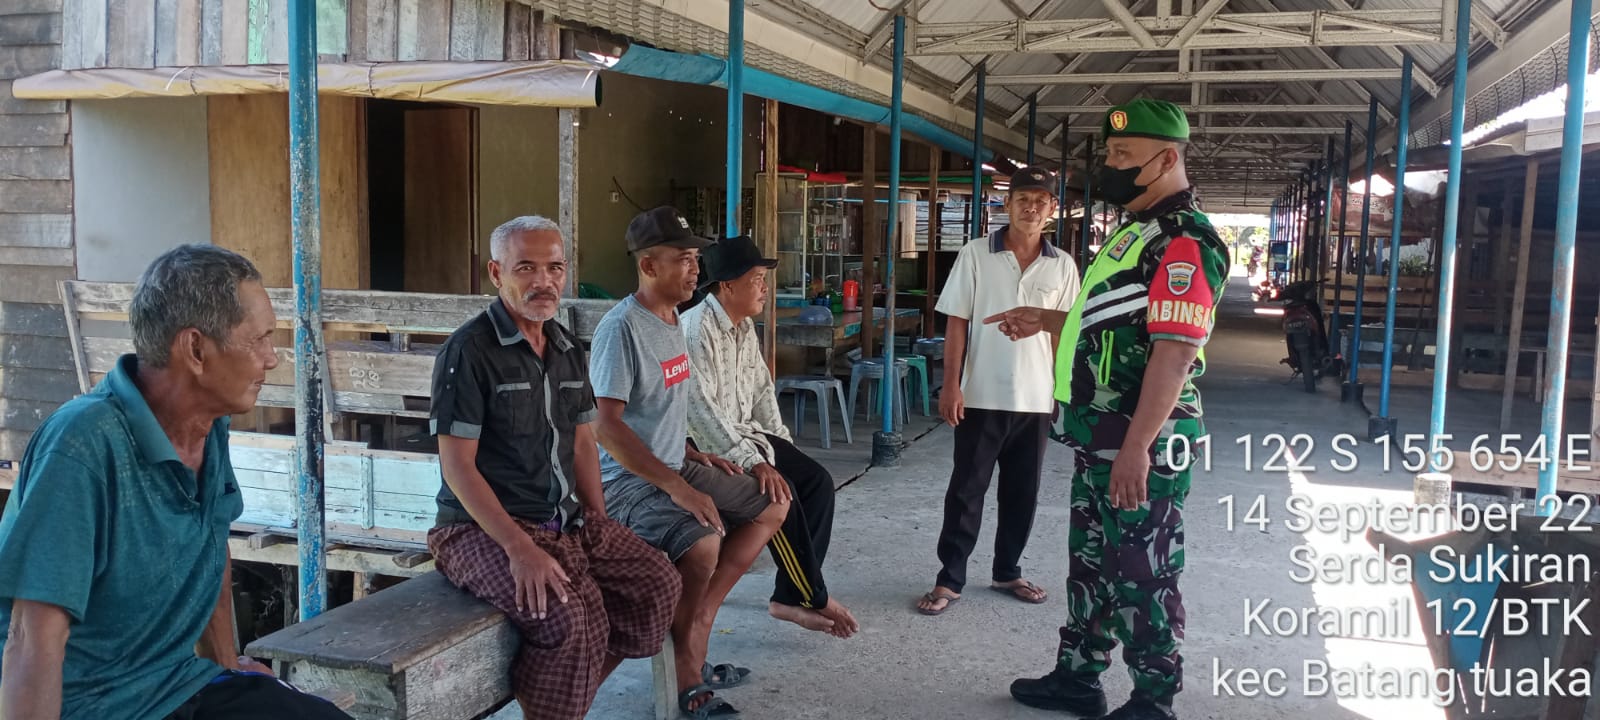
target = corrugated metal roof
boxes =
[770,0,1563,205]
[537,0,1578,208]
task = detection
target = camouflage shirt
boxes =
[1056,189,1231,425]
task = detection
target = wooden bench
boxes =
[245,571,677,720]
[59,281,623,423]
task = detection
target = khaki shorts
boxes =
[602,461,771,562]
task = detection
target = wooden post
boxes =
[1500,159,1538,432]
[761,99,779,375]
[532,11,559,60]
[925,147,940,338]
[861,126,878,359]
[1492,183,1514,335]
[651,635,677,720]
[558,109,579,293]
[534,15,578,294]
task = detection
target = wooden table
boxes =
[757,307,923,373]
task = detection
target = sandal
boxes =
[701,661,750,689]
[990,579,1048,604]
[916,590,960,616]
[679,685,739,718]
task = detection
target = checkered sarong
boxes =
[428,515,681,720]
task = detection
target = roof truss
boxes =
[911,8,1452,56]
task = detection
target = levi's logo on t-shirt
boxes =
[662,354,691,388]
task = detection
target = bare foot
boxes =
[816,597,860,638]
[769,601,837,633]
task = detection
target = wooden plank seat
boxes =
[245,570,677,720]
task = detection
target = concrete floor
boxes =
[503,270,1594,719]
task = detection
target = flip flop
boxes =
[679,685,739,718]
[917,590,961,616]
[990,580,1049,604]
[701,662,750,689]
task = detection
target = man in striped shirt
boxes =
[683,235,860,640]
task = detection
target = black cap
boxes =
[626,206,713,253]
[1009,166,1057,195]
[702,235,778,287]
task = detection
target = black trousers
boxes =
[934,408,1050,593]
[764,433,837,609]
[166,671,355,719]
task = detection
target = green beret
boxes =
[1102,98,1191,143]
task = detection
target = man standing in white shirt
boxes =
[917,166,1081,616]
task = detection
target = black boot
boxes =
[1009,666,1108,717]
[1102,697,1177,720]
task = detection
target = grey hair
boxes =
[129,244,263,368]
[490,216,564,263]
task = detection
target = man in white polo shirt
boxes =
[917,166,1080,616]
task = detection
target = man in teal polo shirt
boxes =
[0,245,353,720]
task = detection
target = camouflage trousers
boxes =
[1050,405,1202,704]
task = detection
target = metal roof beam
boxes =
[1058,125,1347,135]
[911,9,1447,55]
[1469,1,1507,47]
[1102,0,1161,48]
[1041,103,1368,113]
[1271,0,1440,97]
[1168,0,1230,49]
[990,68,1403,85]
[861,2,909,60]
[1126,52,1279,63]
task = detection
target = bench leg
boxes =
[652,635,677,720]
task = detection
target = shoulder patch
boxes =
[1106,232,1136,261]
[1165,261,1197,295]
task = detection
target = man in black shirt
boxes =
[426,216,682,720]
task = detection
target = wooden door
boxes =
[402,108,476,294]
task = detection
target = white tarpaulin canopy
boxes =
[12,60,601,107]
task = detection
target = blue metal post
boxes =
[1268,198,1277,276]
[1374,53,1413,438]
[1026,93,1038,165]
[971,61,985,238]
[1080,136,1093,267]
[1536,0,1591,512]
[1320,137,1336,303]
[1056,126,1067,248]
[725,0,745,236]
[1427,0,1473,466]
[873,14,906,465]
[1292,179,1300,281]
[1331,120,1352,351]
[1346,96,1378,397]
[288,0,326,621]
[1276,195,1283,283]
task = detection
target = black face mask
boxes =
[1096,151,1168,208]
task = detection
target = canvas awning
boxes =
[11,60,601,107]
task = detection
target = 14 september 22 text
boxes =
[1207,490,1596,705]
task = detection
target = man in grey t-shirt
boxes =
[591,206,787,717]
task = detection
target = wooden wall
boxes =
[206,93,366,290]
[56,0,562,70]
[0,2,74,463]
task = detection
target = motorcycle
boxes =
[1251,277,1283,302]
[1277,280,1342,392]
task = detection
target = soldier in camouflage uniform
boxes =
[987,99,1230,720]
